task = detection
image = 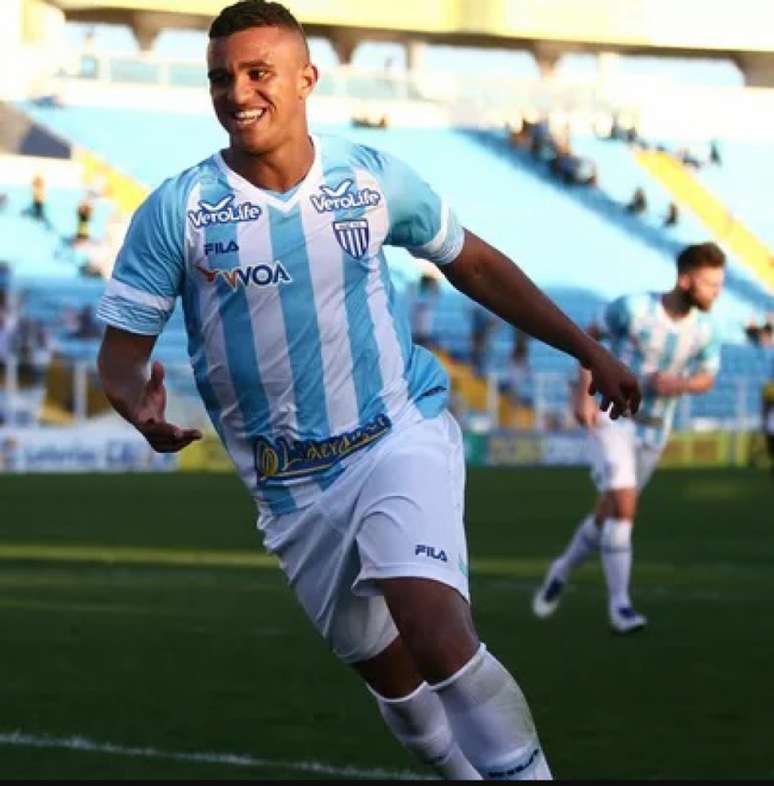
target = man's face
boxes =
[678,266,725,312]
[207,26,317,156]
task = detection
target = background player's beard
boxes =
[681,284,709,312]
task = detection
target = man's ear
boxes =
[676,271,693,292]
[299,62,318,99]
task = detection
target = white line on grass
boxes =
[0,731,432,780]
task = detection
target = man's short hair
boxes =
[676,242,726,274]
[209,0,308,55]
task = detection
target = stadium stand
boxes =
[5,101,773,429]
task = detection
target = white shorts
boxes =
[589,412,663,492]
[257,410,470,665]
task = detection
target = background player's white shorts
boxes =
[257,410,470,665]
[589,411,664,492]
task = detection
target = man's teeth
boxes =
[233,109,265,122]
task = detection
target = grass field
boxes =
[1,467,772,780]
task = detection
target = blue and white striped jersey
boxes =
[97,134,465,513]
[597,292,721,443]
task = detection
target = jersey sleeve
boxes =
[694,320,721,375]
[97,178,186,335]
[377,152,464,266]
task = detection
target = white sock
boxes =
[431,644,552,780]
[600,518,633,609]
[552,514,600,582]
[370,681,481,779]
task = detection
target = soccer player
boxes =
[533,242,725,634]
[96,1,641,778]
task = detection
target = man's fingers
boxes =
[146,433,202,453]
[148,361,165,391]
[139,420,202,442]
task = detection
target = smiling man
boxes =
[96,1,641,779]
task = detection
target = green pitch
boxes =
[0,468,771,779]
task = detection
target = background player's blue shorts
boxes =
[257,410,470,664]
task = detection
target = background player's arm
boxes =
[443,229,641,419]
[98,326,201,453]
[647,370,715,396]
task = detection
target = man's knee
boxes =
[378,577,479,684]
[352,635,423,699]
[605,488,637,521]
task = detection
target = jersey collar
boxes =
[213,135,322,214]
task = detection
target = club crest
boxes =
[333,219,369,259]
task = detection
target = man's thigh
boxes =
[589,415,637,492]
[259,412,471,667]
[258,475,399,667]
[353,411,471,603]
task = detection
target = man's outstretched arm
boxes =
[442,229,641,418]
[98,326,202,453]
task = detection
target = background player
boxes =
[533,242,726,633]
[96,0,641,778]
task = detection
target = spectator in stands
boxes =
[500,328,533,407]
[0,311,12,374]
[530,118,556,162]
[22,173,51,229]
[13,317,50,385]
[664,201,679,227]
[70,304,103,339]
[676,146,702,169]
[470,303,497,378]
[410,273,440,350]
[709,140,722,165]
[75,194,94,241]
[625,186,647,215]
[511,116,534,149]
[551,149,597,187]
[745,315,774,347]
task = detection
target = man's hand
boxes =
[647,371,685,397]
[585,347,641,420]
[132,361,202,453]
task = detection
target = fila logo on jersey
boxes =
[415,544,448,562]
[333,219,369,259]
[187,194,261,229]
[204,240,240,256]
[195,261,291,290]
[310,178,381,213]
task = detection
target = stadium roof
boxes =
[41,0,774,85]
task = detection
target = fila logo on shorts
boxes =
[415,544,448,562]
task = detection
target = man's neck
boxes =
[223,133,315,193]
[661,288,692,320]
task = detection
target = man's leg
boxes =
[373,577,551,780]
[352,412,548,778]
[354,635,481,780]
[600,488,645,633]
[532,499,605,618]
